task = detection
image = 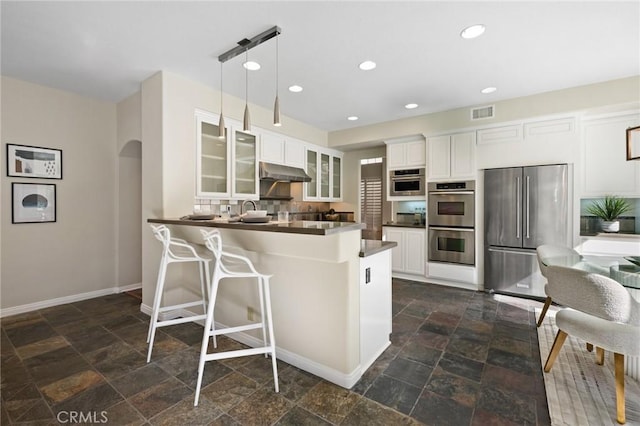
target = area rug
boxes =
[537,309,640,425]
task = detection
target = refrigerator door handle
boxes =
[525,175,530,239]
[516,177,521,239]
[488,247,537,256]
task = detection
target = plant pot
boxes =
[601,220,620,233]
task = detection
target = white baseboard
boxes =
[0,283,142,319]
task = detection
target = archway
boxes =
[118,139,142,290]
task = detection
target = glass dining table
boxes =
[541,253,640,300]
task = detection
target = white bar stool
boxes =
[194,229,279,406]
[147,224,212,362]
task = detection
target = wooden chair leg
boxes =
[537,296,552,327]
[544,330,568,372]
[586,343,594,352]
[596,347,605,365]
[614,353,625,424]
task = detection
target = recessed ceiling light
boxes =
[405,103,419,109]
[481,87,497,94]
[243,61,261,70]
[288,85,303,93]
[347,116,359,121]
[358,60,376,71]
[460,24,486,39]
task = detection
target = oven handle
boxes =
[429,227,475,232]
[391,176,424,181]
[428,191,474,195]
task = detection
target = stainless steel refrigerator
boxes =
[484,164,571,299]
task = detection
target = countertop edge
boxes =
[148,218,365,236]
[359,240,398,257]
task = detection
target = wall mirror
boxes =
[627,125,640,160]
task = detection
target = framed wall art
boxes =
[12,183,57,224]
[6,144,62,179]
[627,125,640,161]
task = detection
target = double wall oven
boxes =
[428,181,475,265]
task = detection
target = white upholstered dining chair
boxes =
[543,265,640,424]
[535,244,580,327]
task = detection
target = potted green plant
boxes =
[586,195,631,233]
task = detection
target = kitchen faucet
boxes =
[241,199,257,214]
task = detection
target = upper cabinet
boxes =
[427,132,476,180]
[259,132,305,169]
[305,146,343,201]
[386,138,426,169]
[581,112,640,197]
[196,110,258,199]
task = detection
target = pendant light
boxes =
[273,34,281,127]
[218,61,226,138]
[243,48,251,132]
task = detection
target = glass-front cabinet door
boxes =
[233,130,257,197]
[197,113,229,197]
[306,149,318,198]
[332,156,341,199]
[320,153,330,198]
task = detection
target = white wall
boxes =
[1,76,117,311]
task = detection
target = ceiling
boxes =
[2,1,639,133]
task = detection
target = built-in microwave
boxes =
[389,168,425,197]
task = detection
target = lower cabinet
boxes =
[359,249,392,371]
[382,227,425,276]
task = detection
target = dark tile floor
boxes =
[1,280,550,425]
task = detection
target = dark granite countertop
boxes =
[359,240,397,257]
[148,218,365,236]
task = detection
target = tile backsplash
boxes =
[193,198,330,216]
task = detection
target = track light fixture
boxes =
[217,26,282,133]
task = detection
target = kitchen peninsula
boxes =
[147,218,396,388]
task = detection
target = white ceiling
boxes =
[2,1,639,133]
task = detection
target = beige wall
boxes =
[1,76,117,310]
[329,76,640,148]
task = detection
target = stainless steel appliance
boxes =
[428,180,476,265]
[428,181,475,227]
[484,164,571,299]
[389,168,425,197]
[428,227,475,265]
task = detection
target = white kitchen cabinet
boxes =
[359,249,392,371]
[582,112,640,197]
[196,110,258,199]
[427,132,476,180]
[382,226,425,276]
[259,132,284,164]
[304,147,343,201]
[259,133,306,169]
[386,138,426,169]
[284,138,305,168]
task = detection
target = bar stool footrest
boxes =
[203,346,275,362]
[154,314,207,328]
[208,322,264,337]
[158,301,205,312]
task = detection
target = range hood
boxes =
[259,162,311,182]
